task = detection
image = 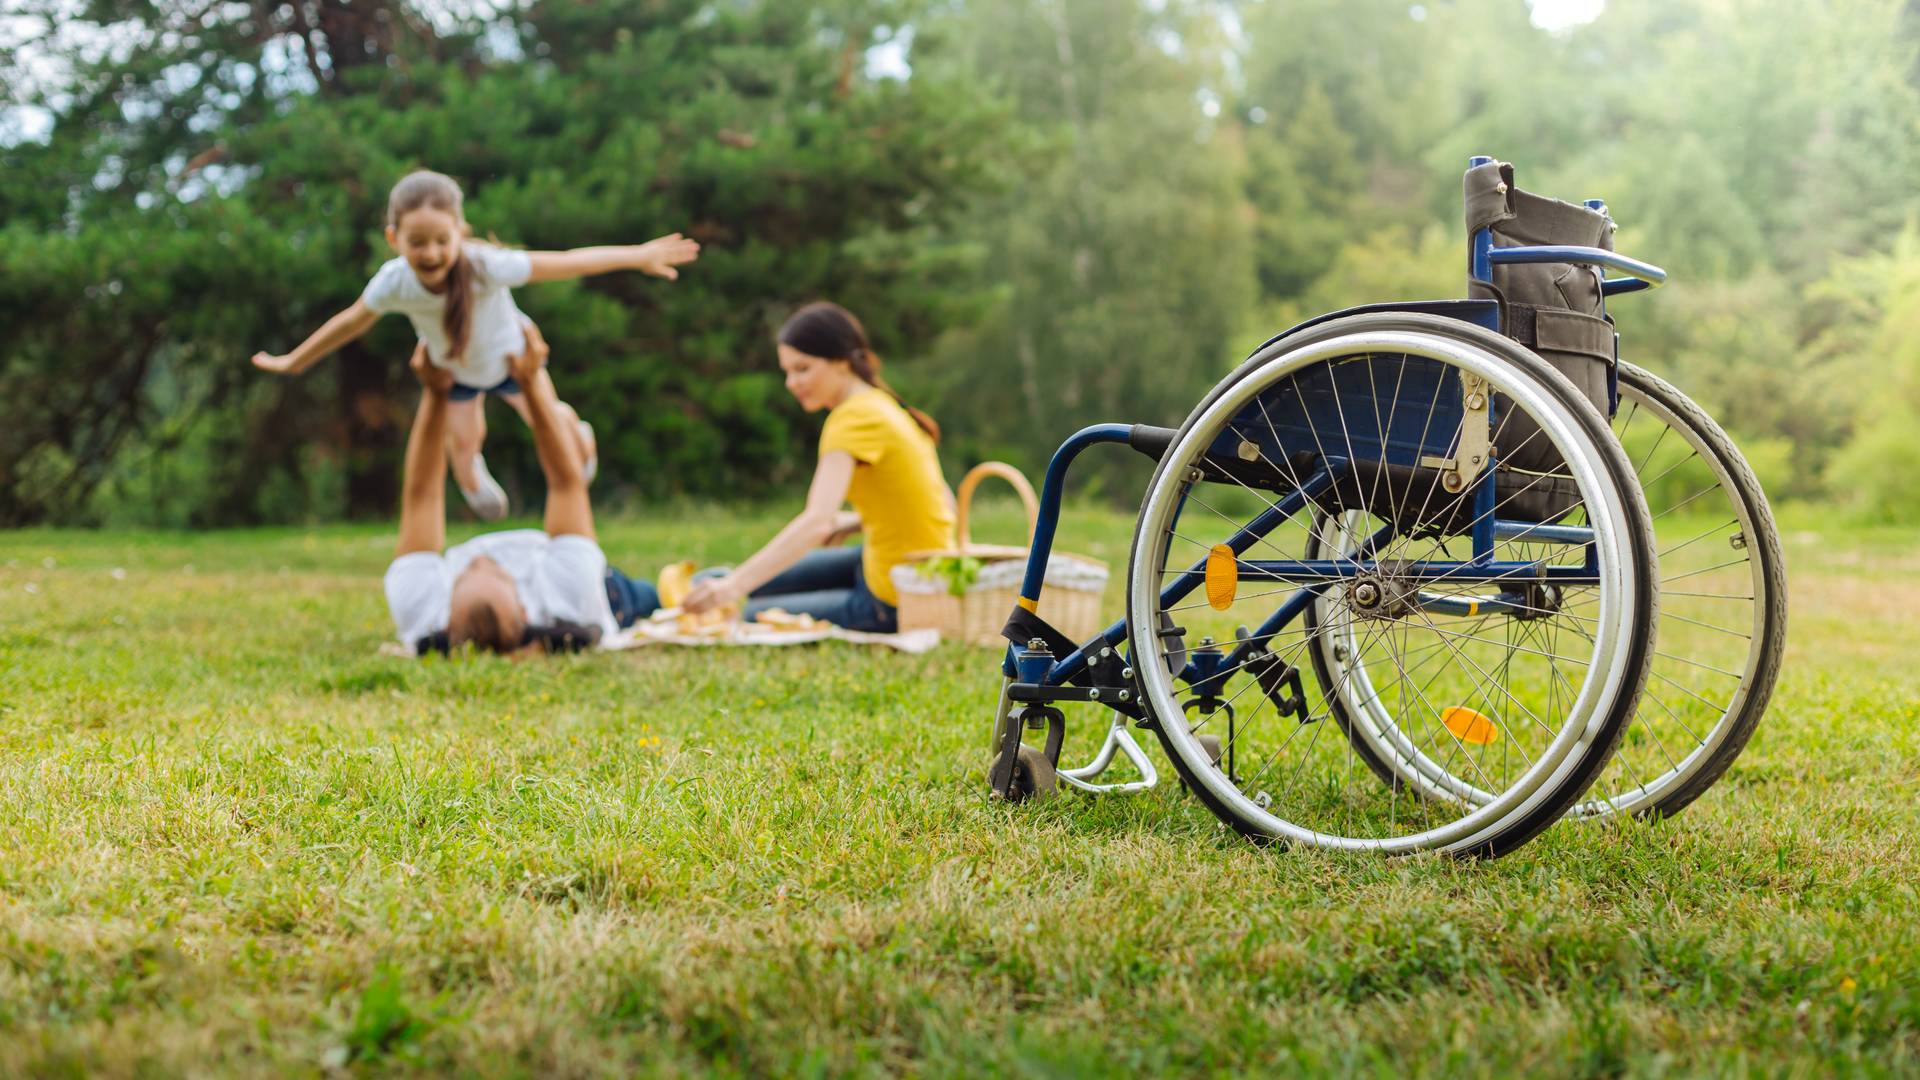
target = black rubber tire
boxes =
[1125,311,1659,858]
[1603,360,1788,818]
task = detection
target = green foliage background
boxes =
[4,0,1919,526]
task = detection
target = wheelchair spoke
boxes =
[1661,610,1751,640]
[1660,516,1741,560]
[1403,607,1567,741]
[1659,556,1752,584]
[1396,615,1598,671]
[1654,650,1746,680]
[1646,665,1736,714]
[1637,447,1704,489]
[1633,423,1673,475]
[1540,610,1687,773]
[1649,482,1725,522]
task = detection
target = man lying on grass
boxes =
[385,321,661,657]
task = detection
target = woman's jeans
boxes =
[606,546,898,634]
[742,545,897,633]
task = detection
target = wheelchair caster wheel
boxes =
[1178,734,1227,796]
[994,744,1059,803]
[1196,734,1224,769]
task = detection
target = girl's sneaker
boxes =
[461,453,509,521]
[577,419,599,484]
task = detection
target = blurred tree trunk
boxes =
[278,1,412,518]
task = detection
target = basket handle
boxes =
[955,461,1038,550]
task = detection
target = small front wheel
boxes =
[993,744,1059,802]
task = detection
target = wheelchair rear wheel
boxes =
[1311,360,1783,822]
[1575,361,1785,817]
[1125,313,1657,856]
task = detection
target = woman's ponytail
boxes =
[778,301,939,443]
[846,348,940,443]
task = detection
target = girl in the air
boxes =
[252,169,699,519]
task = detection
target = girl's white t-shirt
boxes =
[361,243,534,388]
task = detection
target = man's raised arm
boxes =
[504,322,595,541]
[395,344,452,557]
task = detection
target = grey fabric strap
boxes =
[1502,304,1614,364]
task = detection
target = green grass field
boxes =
[3,501,1917,1076]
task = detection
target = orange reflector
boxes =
[1205,544,1238,611]
[1441,707,1500,745]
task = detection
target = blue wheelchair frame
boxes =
[996,156,1668,731]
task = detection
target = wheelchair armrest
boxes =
[1486,244,1668,294]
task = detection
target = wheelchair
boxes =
[986,158,1786,857]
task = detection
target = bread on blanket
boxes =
[646,605,737,636]
[753,608,823,631]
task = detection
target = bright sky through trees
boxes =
[1529,0,1605,31]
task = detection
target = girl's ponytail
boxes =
[778,301,940,443]
[440,242,475,363]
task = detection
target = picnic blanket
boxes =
[603,620,940,653]
[377,614,940,657]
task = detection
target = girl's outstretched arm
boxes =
[524,233,700,283]
[252,300,379,375]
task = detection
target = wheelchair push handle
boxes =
[1485,244,1668,296]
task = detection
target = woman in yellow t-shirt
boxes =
[682,302,956,632]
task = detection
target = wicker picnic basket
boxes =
[890,462,1109,647]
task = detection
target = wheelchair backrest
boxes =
[1465,158,1620,471]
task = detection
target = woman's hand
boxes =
[823,510,862,546]
[252,352,297,375]
[505,320,551,384]
[682,574,743,615]
[630,233,701,280]
[409,343,453,395]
